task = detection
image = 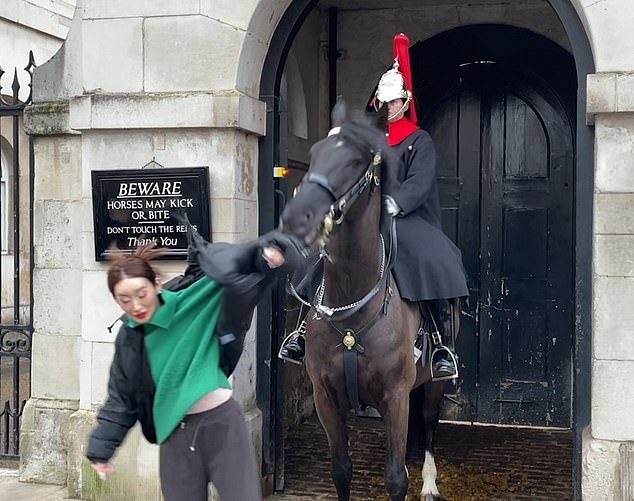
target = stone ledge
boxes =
[68,92,266,135]
[587,72,634,125]
[24,101,78,136]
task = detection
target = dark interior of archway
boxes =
[410,24,576,122]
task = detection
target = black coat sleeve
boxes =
[391,132,437,217]
[85,331,138,463]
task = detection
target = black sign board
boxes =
[91,167,211,261]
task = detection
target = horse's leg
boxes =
[381,389,410,501]
[314,388,352,501]
[420,381,445,501]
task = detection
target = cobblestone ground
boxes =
[270,414,572,501]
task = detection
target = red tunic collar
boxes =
[387,117,419,146]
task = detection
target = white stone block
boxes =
[211,198,246,235]
[616,73,634,111]
[592,359,634,440]
[91,341,115,406]
[236,32,268,98]
[83,0,198,19]
[144,16,242,93]
[70,93,266,135]
[595,115,634,193]
[582,428,620,501]
[80,130,155,197]
[33,136,82,200]
[231,316,257,407]
[33,268,82,334]
[587,73,616,123]
[594,235,634,277]
[79,339,92,409]
[200,0,257,30]
[82,18,143,93]
[33,200,83,269]
[582,0,634,72]
[30,333,80,400]
[593,276,634,361]
[81,270,122,343]
[594,193,634,234]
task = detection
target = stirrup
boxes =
[430,345,459,382]
[277,321,306,366]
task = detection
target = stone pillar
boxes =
[19,103,82,485]
[19,1,268,499]
[584,73,634,501]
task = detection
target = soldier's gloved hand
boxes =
[384,195,402,217]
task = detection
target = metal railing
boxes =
[0,51,35,459]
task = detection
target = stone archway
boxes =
[254,1,594,498]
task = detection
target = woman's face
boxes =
[113,276,161,324]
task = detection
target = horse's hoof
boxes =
[423,494,441,501]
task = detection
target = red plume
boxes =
[393,33,417,124]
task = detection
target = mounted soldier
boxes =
[279,33,468,381]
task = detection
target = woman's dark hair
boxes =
[107,242,166,295]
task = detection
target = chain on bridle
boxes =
[289,144,392,321]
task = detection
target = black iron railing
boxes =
[0,51,35,459]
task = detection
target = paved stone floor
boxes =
[0,468,70,500]
[276,414,573,501]
[0,415,573,501]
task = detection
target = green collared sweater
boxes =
[127,276,230,444]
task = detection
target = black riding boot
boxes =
[279,304,307,365]
[427,300,459,381]
[279,326,306,365]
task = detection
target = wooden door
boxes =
[424,65,574,427]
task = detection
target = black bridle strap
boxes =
[305,172,337,201]
[343,348,359,409]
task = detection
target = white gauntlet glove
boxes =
[383,195,402,217]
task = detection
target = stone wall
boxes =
[14,0,634,500]
[585,72,634,501]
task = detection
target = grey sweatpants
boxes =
[159,398,262,501]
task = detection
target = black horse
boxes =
[280,102,453,501]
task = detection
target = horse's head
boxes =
[280,101,389,254]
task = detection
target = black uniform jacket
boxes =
[386,128,469,301]
[86,234,296,463]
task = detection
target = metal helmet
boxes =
[375,58,411,105]
[374,34,418,124]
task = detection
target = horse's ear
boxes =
[331,98,347,127]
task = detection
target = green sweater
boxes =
[127,277,230,444]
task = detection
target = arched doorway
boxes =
[407,25,575,428]
[256,2,594,498]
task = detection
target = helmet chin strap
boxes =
[387,96,411,122]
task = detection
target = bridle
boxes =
[288,131,396,322]
[286,126,400,411]
[303,149,382,247]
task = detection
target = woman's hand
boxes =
[262,246,285,269]
[91,461,114,479]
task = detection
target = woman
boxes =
[86,226,302,500]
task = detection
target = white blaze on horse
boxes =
[281,101,455,501]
